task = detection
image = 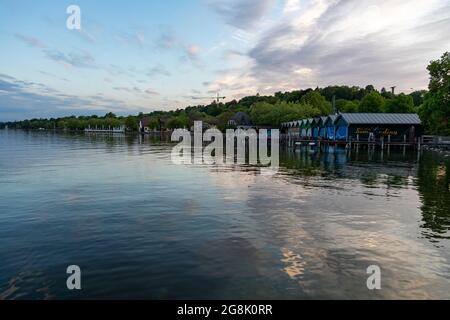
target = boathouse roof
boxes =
[140,116,152,127]
[336,113,421,125]
[282,113,422,128]
[324,115,337,126]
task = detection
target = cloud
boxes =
[147,65,171,77]
[14,34,46,48]
[76,29,98,44]
[154,27,177,50]
[185,45,201,60]
[112,86,160,96]
[179,45,204,69]
[113,86,141,93]
[207,0,276,29]
[44,49,97,69]
[114,31,145,48]
[71,18,104,44]
[39,71,70,82]
[0,74,134,121]
[145,89,160,96]
[208,0,450,97]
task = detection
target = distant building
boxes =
[228,112,253,129]
[190,122,213,132]
[139,117,152,133]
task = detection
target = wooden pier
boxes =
[85,126,125,134]
[282,134,420,152]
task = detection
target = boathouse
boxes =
[334,113,422,142]
[281,113,422,143]
[286,121,297,136]
[318,116,328,138]
[300,120,307,137]
[305,118,313,137]
[324,115,337,140]
[311,118,318,138]
[139,117,153,133]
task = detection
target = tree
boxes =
[359,91,385,113]
[409,90,427,106]
[104,112,117,118]
[419,52,450,135]
[167,113,189,129]
[384,94,415,113]
[337,100,359,113]
[125,116,138,131]
[250,101,320,127]
[147,117,160,130]
[381,87,394,99]
[299,91,332,115]
[365,85,375,92]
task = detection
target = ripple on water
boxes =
[0,130,449,299]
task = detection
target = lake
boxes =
[0,130,449,299]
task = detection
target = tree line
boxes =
[1,52,449,135]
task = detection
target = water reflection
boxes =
[280,146,449,242]
[0,131,449,299]
[417,153,450,240]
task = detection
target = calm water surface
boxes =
[0,130,449,299]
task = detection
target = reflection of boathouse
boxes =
[282,113,422,145]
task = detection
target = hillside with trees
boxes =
[0,86,424,132]
[1,52,449,135]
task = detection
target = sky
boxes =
[0,0,449,121]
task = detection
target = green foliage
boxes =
[384,94,415,113]
[419,52,450,135]
[409,90,427,106]
[365,85,376,92]
[380,87,394,99]
[147,117,160,130]
[215,110,235,131]
[125,116,138,131]
[5,69,450,134]
[250,101,320,127]
[299,91,332,115]
[338,100,359,113]
[167,113,189,129]
[359,91,385,113]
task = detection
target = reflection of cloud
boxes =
[205,166,262,202]
[281,248,305,280]
[0,271,53,300]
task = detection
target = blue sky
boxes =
[1,0,449,121]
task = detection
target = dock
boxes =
[85,126,125,133]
